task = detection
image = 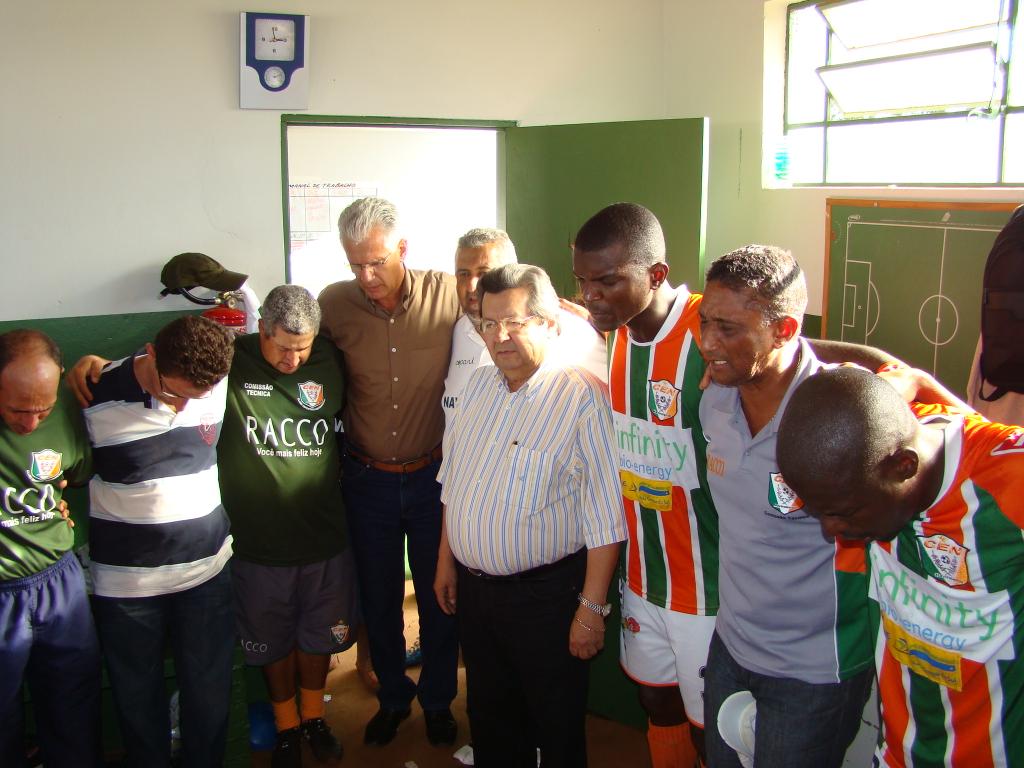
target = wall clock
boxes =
[240,12,310,109]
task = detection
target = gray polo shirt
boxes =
[699,338,871,684]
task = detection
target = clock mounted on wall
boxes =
[240,12,310,110]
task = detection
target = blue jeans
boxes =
[704,631,872,768]
[342,454,458,711]
[0,552,101,768]
[93,566,235,768]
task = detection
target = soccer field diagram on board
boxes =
[823,200,1017,396]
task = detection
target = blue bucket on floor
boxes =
[248,701,276,751]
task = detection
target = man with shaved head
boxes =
[777,367,1024,767]
[0,330,98,767]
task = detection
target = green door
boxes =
[507,117,710,730]
[505,117,709,299]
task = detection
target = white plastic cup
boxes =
[717,690,756,768]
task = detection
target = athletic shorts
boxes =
[231,548,359,665]
[619,586,716,726]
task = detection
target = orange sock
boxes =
[272,698,301,733]
[647,721,698,768]
[299,687,325,722]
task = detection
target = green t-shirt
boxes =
[219,333,347,566]
[0,387,91,580]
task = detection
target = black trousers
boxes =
[456,551,589,768]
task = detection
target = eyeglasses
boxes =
[479,315,539,336]
[159,374,214,401]
[348,250,393,274]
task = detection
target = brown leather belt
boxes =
[347,444,443,474]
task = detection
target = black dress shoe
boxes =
[364,707,411,746]
[424,707,457,746]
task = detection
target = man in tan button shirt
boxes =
[318,197,461,748]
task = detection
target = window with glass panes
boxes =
[782,0,1022,185]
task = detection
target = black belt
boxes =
[462,548,585,581]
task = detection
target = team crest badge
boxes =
[621,616,641,634]
[29,450,63,482]
[991,429,1024,456]
[917,534,970,586]
[198,414,218,446]
[330,620,350,646]
[297,381,325,411]
[768,472,803,515]
[647,379,680,420]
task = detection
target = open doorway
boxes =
[284,120,504,297]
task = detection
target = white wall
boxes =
[2,0,664,320]
[664,0,1022,315]
[5,0,1019,322]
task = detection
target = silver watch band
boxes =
[577,593,611,617]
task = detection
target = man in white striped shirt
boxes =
[434,264,625,768]
[82,315,236,768]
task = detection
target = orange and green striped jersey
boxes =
[871,405,1024,768]
[608,289,719,615]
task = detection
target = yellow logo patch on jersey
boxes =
[620,469,672,511]
[883,613,963,690]
[28,450,63,482]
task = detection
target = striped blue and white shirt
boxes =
[83,354,232,598]
[438,361,625,576]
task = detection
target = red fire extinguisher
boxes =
[201,301,248,335]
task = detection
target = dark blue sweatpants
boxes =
[0,551,101,768]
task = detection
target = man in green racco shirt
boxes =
[219,285,357,767]
[0,329,99,768]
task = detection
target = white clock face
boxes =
[254,18,296,61]
[263,66,286,89]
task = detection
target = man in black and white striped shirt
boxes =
[82,315,235,768]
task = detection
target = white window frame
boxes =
[763,0,1023,188]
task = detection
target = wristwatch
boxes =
[578,593,612,617]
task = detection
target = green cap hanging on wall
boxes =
[161,253,248,292]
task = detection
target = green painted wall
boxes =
[506,118,709,298]
[0,310,195,548]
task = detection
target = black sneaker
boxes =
[301,717,344,762]
[272,727,302,768]
[424,707,457,746]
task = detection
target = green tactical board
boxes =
[824,199,1019,396]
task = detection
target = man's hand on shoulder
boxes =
[559,298,604,339]
[68,355,111,408]
[55,478,74,529]
[875,364,972,411]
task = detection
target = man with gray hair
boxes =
[442,227,607,427]
[434,263,625,767]
[318,197,461,748]
[219,284,355,766]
